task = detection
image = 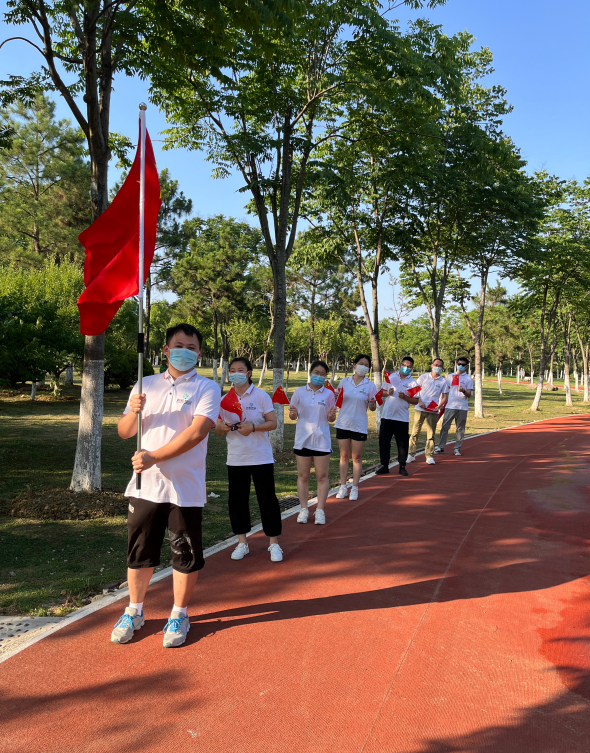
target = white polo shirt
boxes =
[291,384,336,452]
[220,383,275,466]
[414,372,449,413]
[381,372,420,422]
[334,375,377,434]
[446,372,474,411]
[123,369,221,507]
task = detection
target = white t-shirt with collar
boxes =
[123,369,221,507]
[334,375,377,434]
[290,384,336,452]
[219,383,275,466]
[446,372,474,411]
[381,372,420,422]
[414,372,449,413]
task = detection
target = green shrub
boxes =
[104,350,154,390]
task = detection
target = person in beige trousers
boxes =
[407,358,449,465]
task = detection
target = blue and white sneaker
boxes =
[163,611,190,648]
[111,607,144,644]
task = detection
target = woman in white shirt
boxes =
[215,357,283,563]
[289,360,337,525]
[334,354,377,501]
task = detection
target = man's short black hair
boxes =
[166,323,203,348]
[401,355,414,365]
[432,357,444,366]
[457,356,469,364]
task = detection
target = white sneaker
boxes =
[268,543,283,562]
[454,448,462,456]
[231,542,249,560]
[297,508,309,524]
[426,457,436,465]
[434,446,444,454]
[335,485,348,499]
[349,486,359,501]
[406,454,415,463]
[314,508,326,525]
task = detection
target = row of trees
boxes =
[1,0,589,492]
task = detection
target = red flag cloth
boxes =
[271,386,290,405]
[407,385,421,398]
[375,389,384,406]
[325,381,336,393]
[220,388,243,420]
[452,374,460,386]
[77,126,161,335]
[383,371,392,384]
[425,400,439,412]
[335,388,344,408]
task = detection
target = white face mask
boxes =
[355,364,370,377]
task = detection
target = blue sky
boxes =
[1,0,588,315]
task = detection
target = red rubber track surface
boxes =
[2,415,590,753]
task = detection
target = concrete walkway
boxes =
[1,415,589,753]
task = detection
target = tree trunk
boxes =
[572,317,589,402]
[30,381,37,401]
[258,352,268,386]
[516,363,520,384]
[560,313,573,407]
[497,367,502,395]
[270,263,287,452]
[473,340,484,419]
[219,328,229,387]
[285,358,291,391]
[295,354,300,373]
[65,365,74,387]
[70,333,105,491]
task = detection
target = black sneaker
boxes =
[399,466,409,477]
[375,465,390,475]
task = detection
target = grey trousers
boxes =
[437,409,468,450]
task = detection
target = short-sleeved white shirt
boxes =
[291,384,336,452]
[446,372,474,411]
[414,372,449,413]
[381,372,420,423]
[220,383,275,466]
[334,376,377,434]
[123,369,221,507]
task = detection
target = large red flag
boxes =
[77,127,161,335]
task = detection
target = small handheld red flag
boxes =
[438,405,446,419]
[383,371,392,384]
[77,126,161,335]
[325,381,336,394]
[425,400,439,412]
[452,374,460,386]
[271,386,290,405]
[375,389,384,406]
[220,388,243,420]
[335,388,344,408]
[407,385,421,398]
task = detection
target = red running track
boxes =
[1,415,590,753]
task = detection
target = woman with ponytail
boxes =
[216,357,283,563]
[333,354,377,501]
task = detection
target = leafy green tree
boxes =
[171,216,262,384]
[0,95,89,264]
[0,257,84,387]
[151,0,452,448]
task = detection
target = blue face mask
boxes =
[310,374,326,387]
[400,366,412,376]
[168,348,198,371]
[457,364,466,373]
[229,372,248,386]
[432,366,442,375]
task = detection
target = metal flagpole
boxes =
[136,103,147,490]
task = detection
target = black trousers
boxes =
[227,463,282,537]
[379,418,410,468]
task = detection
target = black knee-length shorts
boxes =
[126,498,205,574]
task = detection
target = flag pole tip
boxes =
[139,102,147,111]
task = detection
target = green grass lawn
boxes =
[1,370,587,615]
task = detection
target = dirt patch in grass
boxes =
[8,488,128,521]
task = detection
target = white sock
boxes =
[352,486,358,490]
[172,605,188,616]
[129,602,143,613]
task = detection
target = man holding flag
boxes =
[435,356,473,457]
[407,358,449,466]
[112,324,220,647]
